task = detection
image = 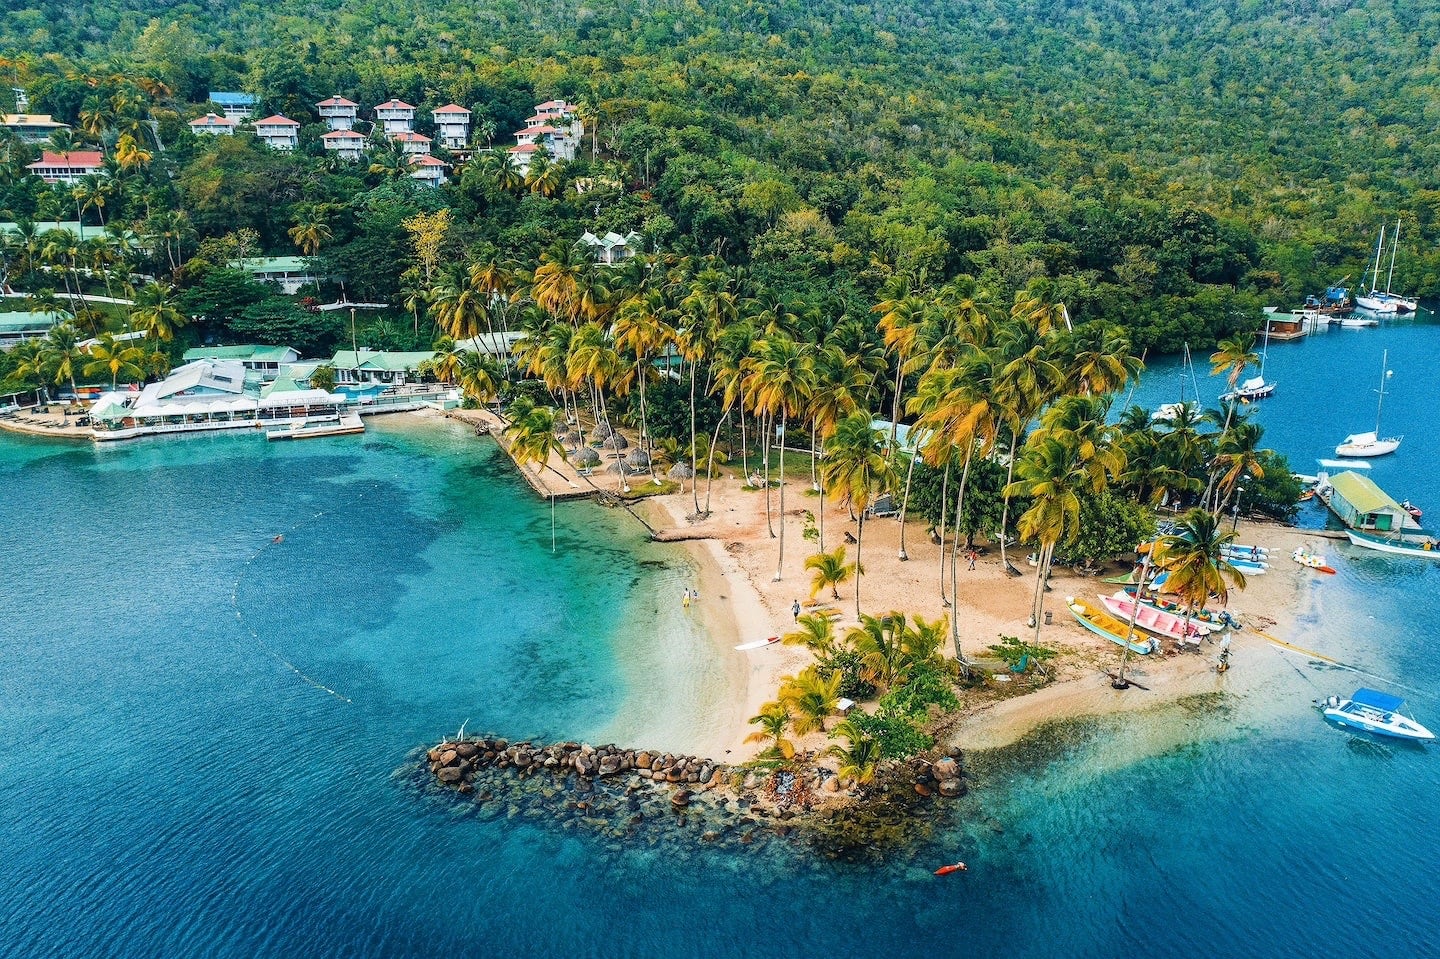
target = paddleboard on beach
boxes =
[735,636,781,651]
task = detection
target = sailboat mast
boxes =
[1370,226,1386,293]
[1386,219,1400,295]
[1376,349,1388,436]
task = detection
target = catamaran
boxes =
[1319,689,1434,742]
[1354,221,1418,314]
[1335,349,1402,457]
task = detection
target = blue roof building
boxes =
[207,91,257,121]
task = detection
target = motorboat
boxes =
[1334,350,1401,457]
[1344,529,1440,559]
[1220,375,1276,403]
[1319,689,1434,742]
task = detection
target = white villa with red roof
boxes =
[27,150,104,184]
[392,131,432,156]
[432,104,471,150]
[408,154,447,187]
[253,114,300,150]
[321,129,366,161]
[507,99,583,173]
[189,113,237,136]
[316,95,359,132]
[374,99,415,135]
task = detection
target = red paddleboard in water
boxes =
[934,862,967,876]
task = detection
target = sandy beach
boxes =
[637,463,1323,759]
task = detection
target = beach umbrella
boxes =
[668,462,694,479]
[573,447,601,467]
[626,449,651,468]
[607,460,634,475]
[593,421,614,440]
[563,429,582,447]
[603,433,629,451]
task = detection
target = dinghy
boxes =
[734,636,781,652]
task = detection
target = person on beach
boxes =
[682,588,690,609]
[792,599,801,620]
[967,548,977,570]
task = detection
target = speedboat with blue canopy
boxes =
[1319,689,1434,742]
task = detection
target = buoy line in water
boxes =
[1253,628,1428,701]
[228,486,387,705]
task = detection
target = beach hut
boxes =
[1322,470,1422,534]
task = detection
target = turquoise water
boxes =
[3,324,1438,958]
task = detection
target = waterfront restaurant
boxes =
[1322,470,1424,535]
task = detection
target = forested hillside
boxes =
[2,0,1438,356]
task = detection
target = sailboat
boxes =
[1354,221,1419,314]
[1220,320,1276,402]
[1335,349,1402,457]
[1152,343,1202,422]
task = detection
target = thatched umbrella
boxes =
[593,422,614,440]
[626,449,651,468]
[607,460,634,475]
[668,462,694,479]
[573,447,601,467]
[563,429,582,447]
[603,433,629,451]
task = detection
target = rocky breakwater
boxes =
[421,736,972,860]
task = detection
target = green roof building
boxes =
[330,349,435,386]
[0,310,67,348]
[1323,470,1422,534]
[182,344,300,380]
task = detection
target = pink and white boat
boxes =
[1099,592,1213,643]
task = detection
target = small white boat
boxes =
[1344,529,1440,560]
[734,636,780,652]
[1338,314,1381,327]
[1151,401,1197,423]
[1099,592,1211,642]
[1220,375,1276,403]
[1221,544,1268,561]
[1319,689,1434,742]
[1317,458,1371,470]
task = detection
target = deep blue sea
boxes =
[2,316,1437,959]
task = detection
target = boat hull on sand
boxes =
[1099,593,1210,642]
[1066,598,1156,655]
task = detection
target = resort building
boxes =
[316,95,359,132]
[432,104,471,149]
[408,154,448,187]
[330,349,435,386]
[0,310,66,348]
[236,256,327,294]
[181,344,301,382]
[579,230,644,266]
[207,92,258,121]
[253,115,300,151]
[393,131,432,155]
[87,359,349,441]
[321,130,367,161]
[456,331,525,358]
[374,99,415,135]
[189,113,237,136]
[26,150,105,184]
[508,99,583,173]
[1,113,69,144]
[1320,471,1423,535]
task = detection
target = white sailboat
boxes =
[1220,320,1275,402]
[1153,343,1202,422]
[1354,221,1418,314]
[1335,349,1402,457]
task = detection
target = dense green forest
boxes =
[1,0,1438,362]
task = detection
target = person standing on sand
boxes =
[682,588,690,609]
[792,599,801,620]
[967,548,977,570]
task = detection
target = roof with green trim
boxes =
[330,349,434,371]
[1329,470,1402,516]
[182,344,298,363]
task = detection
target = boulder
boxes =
[670,790,692,808]
[439,749,458,767]
[598,757,622,776]
[933,757,958,780]
[822,777,841,793]
[514,750,533,767]
[697,763,714,783]
[939,778,964,798]
[455,742,479,759]
[914,783,932,797]
[636,751,653,769]
[437,767,463,784]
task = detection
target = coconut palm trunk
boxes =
[998,433,1020,573]
[948,448,974,659]
[854,511,865,620]
[689,361,701,516]
[762,411,775,536]
[937,459,951,607]
[774,412,788,580]
[897,443,918,560]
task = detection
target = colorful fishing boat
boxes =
[1122,582,1238,628]
[1099,592,1212,642]
[1066,597,1157,655]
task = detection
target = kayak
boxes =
[934,862,967,876]
[734,636,781,652]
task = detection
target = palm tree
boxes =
[288,215,332,257]
[613,290,674,483]
[679,264,735,515]
[1155,508,1247,636]
[456,350,503,407]
[1007,430,1119,669]
[745,702,796,762]
[429,268,485,340]
[38,322,85,399]
[782,612,838,659]
[1211,420,1270,512]
[846,612,911,693]
[130,282,186,342]
[567,322,629,492]
[82,332,145,390]
[804,546,857,600]
[779,667,842,735]
[821,414,892,619]
[1207,331,1259,446]
[503,400,569,550]
[525,151,562,197]
[114,132,152,172]
[743,333,817,581]
[826,719,880,785]
[72,174,112,231]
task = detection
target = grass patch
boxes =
[620,479,680,499]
